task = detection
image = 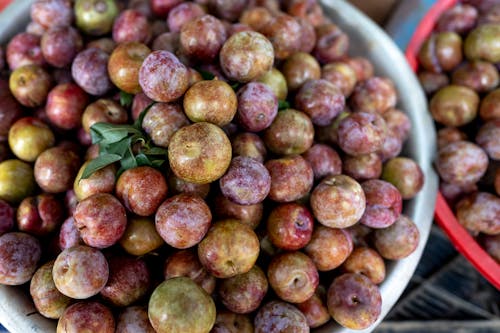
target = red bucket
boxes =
[405,0,500,290]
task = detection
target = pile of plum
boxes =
[417,0,500,262]
[0,0,424,332]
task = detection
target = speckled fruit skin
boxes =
[342,247,386,285]
[119,216,164,256]
[265,155,314,203]
[30,260,71,319]
[464,24,500,63]
[164,249,216,294]
[71,48,112,96]
[155,193,212,249]
[480,88,500,121]
[73,193,127,249]
[236,82,278,132]
[0,159,36,204]
[34,146,81,194]
[435,141,488,187]
[219,156,271,205]
[31,0,73,30]
[337,111,387,156]
[220,31,274,82]
[212,310,254,333]
[180,14,227,61]
[302,143,342,180]
[266,202,314,251]
[382,157,425,200]
[141,102,189,148]
[74,162,116,201]
[304,226,353,271]
[45,83,88,130]
[100,256,150,307]
[148,277,216,333]
[168,122,232,184]
[198,219,260,278]
[360,179,402,229]
[327,273,381,330]
[214,194,263,230]
[0,200,14,236]
[56,301,115,333]
[108,41,151,94]
[310,174,366,229]
[0,232,41,285]
[138,50,189,102]
[52,245,109,299]
[183,80,237,126]
[373,214,420,260]
[267,251,319,304]
[430,85,479,127]
[218,265,268,314]
[254,301,309,333]
[82,98,128,133]
[17,193,65,237]
[116,166,168,217]
[74,0,119,36]
[456,192,500,235]
[116,306,155,333]
[8,117,55,163]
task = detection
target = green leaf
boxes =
[195,68,216,81]
[102,137,131,156]
[90,122,141,145]
[135,153,152,166]
[80,154,122,179]
[145,147,168,155]
[133,102,157,130]
[278,100,290,110]
[120,147,137,170]
[120,91,133,108]
[151,159,166,168]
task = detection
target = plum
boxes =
[116,306,155,333]
[57,301,115,333]
[304,226,353,271]
[0,232,41,285]
[373,214,420,260]
[254,301,309,333]
[119,216,164,256]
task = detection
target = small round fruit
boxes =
[139,50,189,102]
[116,166,168,217]
[464,24,500,63]
[236,82,278,132]
[119,216,164,256]
[108,42,151,94]
[456,192,500,235]
[155,193,211,249]
[0,159,36,204]
[30,260,72,319]
[254,301,309,333]
[57,301,115,333]
[71,48,112,96]
[304,226,353,271]
[52,245,109,299]
[430,85,479,127]
[373,214,420,259]
[310,174,366,229]
[212,310,254,333]
[198,219,260,278]
[342,247,386,285]
[116,306,155,333]
[148,277,216,333]
[74,162,116,201]
[382,157,425,200]
[168,122,232,184]
[183,80,237,126]
[9,64,52,107]
[34,146,81,194]
[0,232,41,285]
[327,273,381,330]
[220,31,274,82]
[74,0,119,36]
[8,117,55,162]
[45,83,88,130]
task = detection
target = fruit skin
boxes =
[119,216,164,256]
[73,193,127,249]
[108,41,151,94]
[304,226,353,271]
[168,122,232,184]
[254,300,309,333]
[45,83,88,130]
[430,85,479,127]
[56,301,115,333]
[456,192,500,235]
[0,200,14,236]
[74,0,119,36]
[0,159,36,204]
[34,146,81,194]
[71,48,112,96]
[464,24,500,63]
[30,260,72,319]
[9,64,52,107]
[327,273,382,330]
[435,141,488,187]
[116,306,155,333]
[155,193,212,249]
[115,166,168,217]
[163,249,216,294]
[211,310,254,333]
[0,232,41,285]
[8,117,55,163]
[17,194,65,237]
[342,247,386,285]
[183,80,237,126]
[217,265,268,314]
[198,219,260,278]
[52,245,109,299]
[373,214,420,260]
[267,251,319,304]
[219,31,274,82]
[310,174,366,229]
[382,157,425,200]
[418,32,463,73]
[148,277,216,333]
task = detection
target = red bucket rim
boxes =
[405,0,500,290]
